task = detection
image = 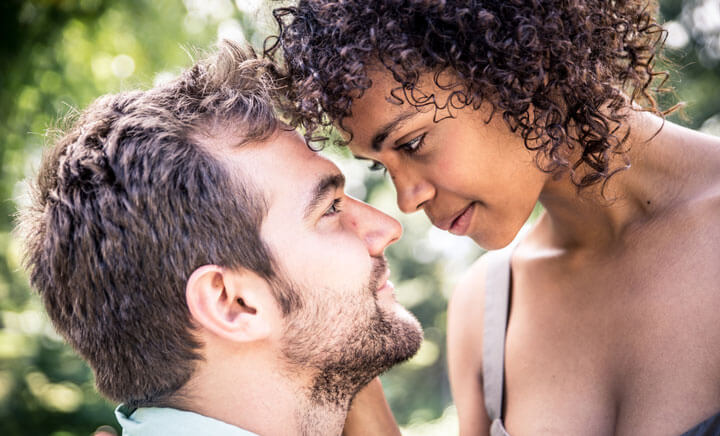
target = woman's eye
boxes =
[396,133,426,154]
[369,161,387,173]
[323,198,343,217]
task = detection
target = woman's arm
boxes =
[448,256,492,436]
[342,377,401,436]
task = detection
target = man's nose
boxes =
[393,171,434,214]
[346,199,402,257]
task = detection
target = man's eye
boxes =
[396,133,427,154]
[323,198,343,217]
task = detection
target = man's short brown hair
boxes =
[17,41,299,408]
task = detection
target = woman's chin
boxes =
[469,225,522,251]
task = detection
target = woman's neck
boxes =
[535,111,719,251]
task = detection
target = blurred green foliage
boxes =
[0,1,718,435]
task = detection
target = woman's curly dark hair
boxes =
[266,0,677,188]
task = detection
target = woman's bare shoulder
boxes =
[447,253,492,364]
[449,254,490,325]
[447,254,493,435]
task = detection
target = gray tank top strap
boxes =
[482,248,513,423]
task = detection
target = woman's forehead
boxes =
[345,69,457,140]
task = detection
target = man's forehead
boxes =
[230,131,344,212]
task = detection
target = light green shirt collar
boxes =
[115,404,258,436]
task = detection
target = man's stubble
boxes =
[279,257,423,408]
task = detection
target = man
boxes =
[17,41,422,435]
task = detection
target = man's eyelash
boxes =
[324,198,343,216]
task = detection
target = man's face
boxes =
[228,128,423,405]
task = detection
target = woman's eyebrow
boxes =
[370,110,421,152]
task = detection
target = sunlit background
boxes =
[0,1,718,435]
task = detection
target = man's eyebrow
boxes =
[304,173,346,219]
[370,111,422,152]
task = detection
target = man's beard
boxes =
[279,257,423,408]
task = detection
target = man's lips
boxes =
[432,203,475,232]
[376,269,393,293]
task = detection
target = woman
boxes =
[267,1,720,435]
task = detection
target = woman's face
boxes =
[343,70,550,249]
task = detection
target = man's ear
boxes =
[186,265,275,342]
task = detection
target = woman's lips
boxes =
[449,203,475,235]
[430,202,477,233]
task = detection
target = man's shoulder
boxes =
[115,405,259,436]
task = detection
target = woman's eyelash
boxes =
[366,133,426,175]
[369,161,387,173]
[396,133,426,154]
[324,198,343,216]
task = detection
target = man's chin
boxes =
[382,304,424,364]
[365,301,423,378]
[306,305,423,406]
[378,300,423,345]
[390,302,422,329]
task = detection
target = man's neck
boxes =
[176,346,350,436]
